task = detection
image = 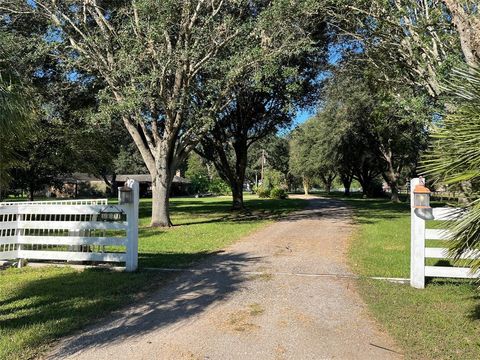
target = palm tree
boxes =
[424,67,480,271]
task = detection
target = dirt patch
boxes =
[274,344,287,360]
[248,272,274,281]
[223,303,265,332]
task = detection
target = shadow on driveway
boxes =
[48,251,258,359]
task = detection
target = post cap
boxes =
[413,183,431,194]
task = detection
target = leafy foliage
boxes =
[0,31,35,194]
[424,68,480,270]
[256,186,270,198]
[7,0,325,225]
[269,187,288,199]
[329,0,464,97]
[311,57,432,199]
[289,117,337,194]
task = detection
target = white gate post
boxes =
[123,180,139,272]
[410,177,426,289]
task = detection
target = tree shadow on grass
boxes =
[339,197,409,225]
[138,250,222,269]
[468,293,480,321]
[0,251,258,359]
[0,267,165,359]
[163,197,355,227]
[139,197,310,227]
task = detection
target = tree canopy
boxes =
[6,0,325,225]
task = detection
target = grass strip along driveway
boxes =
[342,195,480,360]
[0,195,307,360]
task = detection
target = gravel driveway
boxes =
[47,196,402,360]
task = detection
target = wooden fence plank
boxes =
[17,236,127,247]
[425,229,453,240]
[424,266,479,278]
[0,236,17,245]
[17,221,128,231]
[0,251,18,260]
[425,247,449,259]
[1,199,108,206]
[425,247,480,260]
[1,204,129,215]
[17,250,126,262]
[432,207,463,221]
[0,222,16,230]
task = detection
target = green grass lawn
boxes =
[0,194,307,360]
[341,194,480,360]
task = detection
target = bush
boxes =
[77,182,105,197]
[263,169,284,189]
[256,186,270,198]
[208,179,230,195]
[189,175,210,194]
[270,187,288,199]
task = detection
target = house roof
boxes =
[115,174,191,184]
[116,174,151,182]
[116,174,191,184]
[66,173,191,184]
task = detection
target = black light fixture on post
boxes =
[118,184,133,205]
[99,205,124,221]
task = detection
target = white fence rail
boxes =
[410,178,477,289]
[0,181,139,271]
[0,199,108,206]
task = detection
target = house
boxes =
[50,172,191,198]
[115,174,191,197]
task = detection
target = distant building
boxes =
[50,172,191,198]
[116,174,191,197]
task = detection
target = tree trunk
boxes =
[302,176,309,195]
[443,0,480,68]
[382,160,401,203]
[358,178,373,198]
[390,184,400,203]
[231,143,248,210]
[340,174,352,196]
[150,171,173,227]
[102,173,116,197]
[383,173,400,203]
[29,187,34,201]
[325,183,331,194]
[321,174,336,194]
[231,180,244,210]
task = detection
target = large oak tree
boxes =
[9,0,321,226]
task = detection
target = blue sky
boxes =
[293,108,315,126]
[289,42,348,128]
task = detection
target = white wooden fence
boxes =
[410,178,478,288]
[0,180,139,271]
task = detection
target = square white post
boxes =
[410,177,426,289]
[121,180,139,272]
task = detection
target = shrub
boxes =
[208,179,230,195]
[256,186,270,198]
[270,187,288,199]
[189,175,210,194]
[263,169,284,189]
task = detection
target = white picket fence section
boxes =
[0,181,139,271]
[410,178,477,288]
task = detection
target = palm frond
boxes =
[424,67,480,271]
